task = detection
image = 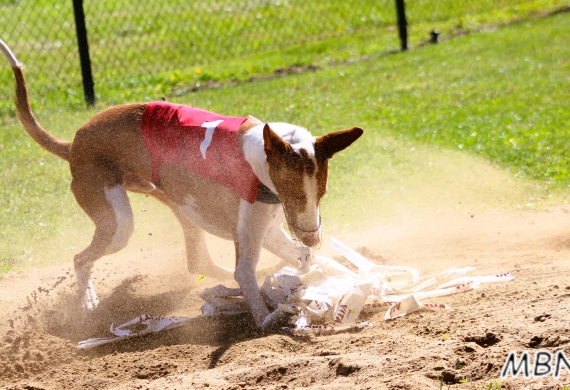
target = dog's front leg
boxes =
[234,199,279,328]
[262,207,299,268]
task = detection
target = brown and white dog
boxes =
[0,39,363,328]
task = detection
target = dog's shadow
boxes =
[39,275,268,356]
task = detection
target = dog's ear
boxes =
[263,123,291,159]
[315,127,363,160]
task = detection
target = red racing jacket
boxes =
[141,101,261,203]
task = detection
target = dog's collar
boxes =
[256,183,281,204]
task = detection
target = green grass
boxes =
[1,11,570,274]
[0,0,568,115]
[362,14,570,185]
[484,379,503,390]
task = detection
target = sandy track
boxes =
[2,206,570,389]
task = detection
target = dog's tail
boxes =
[0,38,71,161]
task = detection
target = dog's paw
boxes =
[82,294,99,311]
[261,309,289,329]
[81,279,100,310]
[188,264,234,280]
[82,299,98,311]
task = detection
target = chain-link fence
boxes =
[2,0,395,108]
[1,0,567,110]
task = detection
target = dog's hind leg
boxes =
[170,209,234,280]
[71,171,134,310]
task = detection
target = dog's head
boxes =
[263,123,363,247]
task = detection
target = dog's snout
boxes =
[300,232,320,248]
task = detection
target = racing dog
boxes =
[0,38,363,327]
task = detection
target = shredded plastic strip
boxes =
[283,321,374,335]
[436,272,514,289]
[77,238,514,348]
[77,314,193,349]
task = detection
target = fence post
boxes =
[395,0,408,51]
[71,0,95,106]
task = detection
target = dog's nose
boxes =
[301,232,320,248]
